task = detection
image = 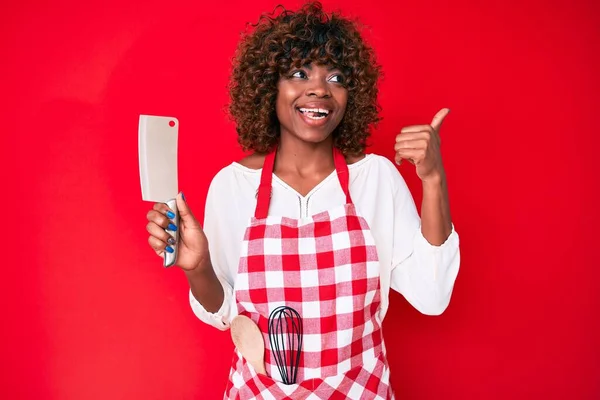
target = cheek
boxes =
[275,86,294,118]
[337,91,349,117]
[274,92,287,120]
[275,95,282,117]
[341,96,349,113]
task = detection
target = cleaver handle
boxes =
[164,197,179,268]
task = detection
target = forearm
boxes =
[420,172,453,246]
[184,257,224,313]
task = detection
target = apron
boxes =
[225,146,394,400]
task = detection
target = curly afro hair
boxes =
[228,1,382,156]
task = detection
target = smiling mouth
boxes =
[297,107,331,120]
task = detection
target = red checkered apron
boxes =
[225,147,393,399]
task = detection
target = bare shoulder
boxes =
[238,153,267,170]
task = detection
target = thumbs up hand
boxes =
[394,108,450,182]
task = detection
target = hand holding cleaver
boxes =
[138,115,180,267]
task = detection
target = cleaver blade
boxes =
[138,114,180,268]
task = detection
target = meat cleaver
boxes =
[138,114,179,268]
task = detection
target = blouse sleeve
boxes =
[188,170,236,331]
[388,165,461,315]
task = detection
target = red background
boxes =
[5,0,600,398]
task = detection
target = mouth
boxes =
[296,107,331,122]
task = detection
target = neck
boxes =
[275,132,335,175]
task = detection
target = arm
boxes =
[394,108,456,247]
[186,169,238,330]
[185,258,224,313]
[147,173,235,329]
[421,173,453,246]
[165,192,227,316]
[388,167,460,315]
[391,109,460,314]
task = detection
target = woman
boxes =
[145,2,460,398]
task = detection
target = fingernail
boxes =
[168,223,177,231]
[181,192,186,201]
[166,211,175,219]
[165,246,174,253]
[167,237,176,245]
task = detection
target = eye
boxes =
[328,73,345,84]
[290,70,307,79]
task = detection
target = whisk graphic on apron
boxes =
[268,306,303,385]
[225,146,393,399]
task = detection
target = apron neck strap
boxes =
[254,146,353,219]
[333,146,353,205]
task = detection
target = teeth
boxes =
[299,108,330,115]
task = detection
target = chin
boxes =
[300,135,330,145]
[296,129,333,144]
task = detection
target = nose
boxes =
[306,77,331,98]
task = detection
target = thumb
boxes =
[431,108,450,131]
[175,192,196,222]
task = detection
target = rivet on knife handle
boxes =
[164,197,179,268]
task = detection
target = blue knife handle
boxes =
[164,197,179,268]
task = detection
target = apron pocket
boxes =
[227,350,392,400]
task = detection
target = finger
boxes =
[396,154,416,165]
[395,155,415,166]
[148,235,169,253]
[146,221,177,246]
[176,192,196,223]
[395,131,431,143]
[394,139,428,152]
[396,149,423,163]
[146,209,172,230]
[400,125,434,134]
[431,108,450,131]
[149,237,175,257]
[152,202,178,223]
[151,201,174,217]
[152,202,170,211]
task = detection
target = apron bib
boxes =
[225,147,393,400]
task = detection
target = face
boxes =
[275,62,348,145]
